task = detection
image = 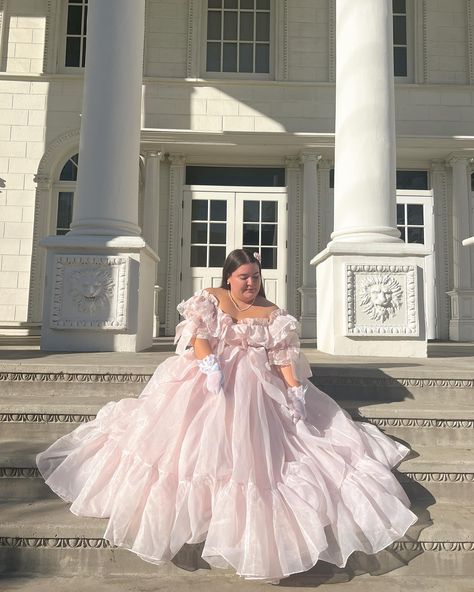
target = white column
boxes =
[143,151,164,337]
[447,156,474,341]
[69,0,144,236]
[332,0,400,244]
[40,0,158,352]
[298,152,320,337]
[311,0,428,357]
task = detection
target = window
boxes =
[242,199,278,268]
[186,166,285,186]
[396,170,429,190]
[64,0,88,68]
[393,0,407,77]
[397,203,424,244]
[190,199,228,268]
[55,154,78,235]
[206,0,271,75]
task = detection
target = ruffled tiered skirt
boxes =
[37,348,417,580]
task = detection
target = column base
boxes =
[298,285,317,338]
[448,290,474,342]
[311,242,429,357]
[40,235,159,352]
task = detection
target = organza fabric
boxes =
[37,289,417,581]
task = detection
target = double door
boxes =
[182,187,287,307]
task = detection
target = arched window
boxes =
[55,153,78,235]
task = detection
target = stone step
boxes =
[0,499,472,577]
[1,575,474,592]
[1,394,473,448]
[1,360,473,403]
[0,438,472,504]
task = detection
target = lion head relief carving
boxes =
[359,274,404,323]
[70,268,115,314]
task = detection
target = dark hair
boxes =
[221,249,266,297]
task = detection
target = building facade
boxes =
[0,0,474,346]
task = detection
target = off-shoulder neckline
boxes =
[200,289,285,326]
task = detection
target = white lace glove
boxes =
[197,353,224,395]
[287,384,307,424]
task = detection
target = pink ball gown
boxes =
[36,289,417,581]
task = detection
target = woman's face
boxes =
[227,262,261,302]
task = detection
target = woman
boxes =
[37,249,417,583]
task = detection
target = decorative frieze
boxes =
[2,411,473,430]
[0,372,150,383]
[0,537,111,549]
[313,376,474,389]
[0,372,472,389]
[346,264,419,336]
[2,465,473,484]
[49,255,129,330]
[0,413,97,423]
[356,417,474,430]
[0,536,471,552]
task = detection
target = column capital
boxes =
[299,151,322,165]
[145,150,165,160]
[317,158,334,171]
[447,154,473,168]
[430,158,447,172]
[285,156,301,170]
[169,153,186,166]
[33,174,52,190]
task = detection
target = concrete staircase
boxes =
[0,351,473,590]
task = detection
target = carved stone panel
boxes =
[50,255,129,330]
[346,264,419,336]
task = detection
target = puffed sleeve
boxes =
[267,312,312,379]
[174,291,218,355]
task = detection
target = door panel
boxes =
[397,190,435,339]
[182,188,287,307]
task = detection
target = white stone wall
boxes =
[427,0,468,84]
[288,0,330,82]
[3,0,46,74]
[146,0,188,78]
[0,79,46,324]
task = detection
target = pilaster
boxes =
[285,156,302,319]
[275,0,289,81]
[165,154,186,336]
[447,156,474,341]
[431,159,450,339]
[143,151,164,337]
[186,0,201,78]
[298,151,321,338]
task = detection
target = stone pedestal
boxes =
[313,243,428,357]
[40,236,157,352]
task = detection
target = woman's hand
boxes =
[197,353,224,395]
[287,384,307,424]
